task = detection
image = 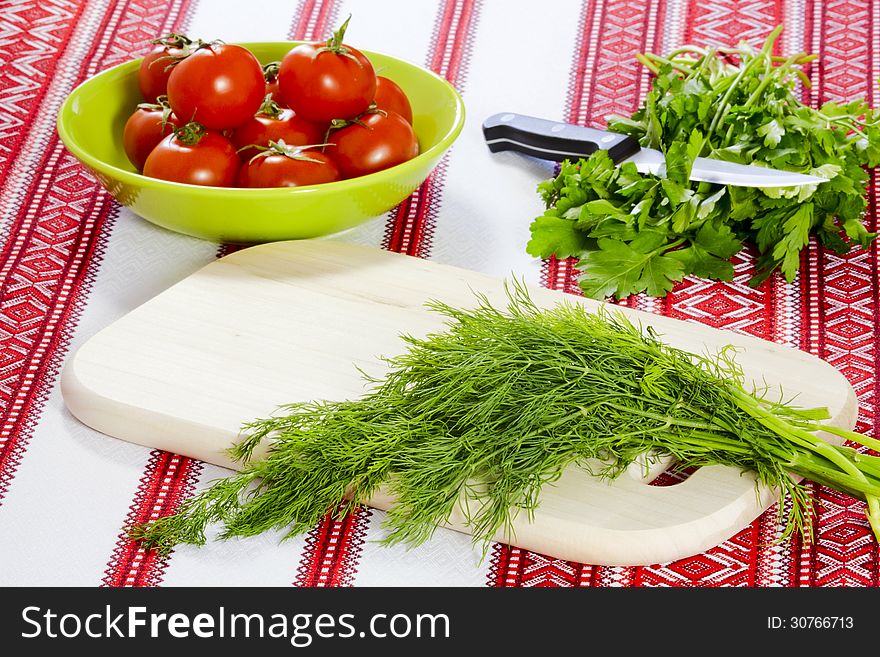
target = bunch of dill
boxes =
[131,283,880,555]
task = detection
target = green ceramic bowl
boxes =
[56,42,465,243]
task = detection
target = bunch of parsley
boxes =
[527,26,880,299]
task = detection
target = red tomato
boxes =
[237,146,340,188]
[278,16,376,123]
[138,34,193,103]
[166,43,265,130]
[231,99,325,161]
[123,101,180,171]
[143,124,240,187]
[374,76,413,124]
[324,110,419,179]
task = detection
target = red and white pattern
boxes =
[94,0,205,590]
[797,0,880,588]
[103,451,203,587]
[381,0,480,258]
[0,0,203,512]
[0,0,877,587]
[489,0,879,589]
[294,505,372,587]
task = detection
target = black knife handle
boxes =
[482,112,640,164]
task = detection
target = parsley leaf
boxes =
[526,214,589,259]
[578,237,685,299]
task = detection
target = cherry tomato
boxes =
[278,16,376,123]
[231,98,325,161]
[374,76,413,124]
[167,43,265,130]
[263,61,284,104]
[123,100,180,171]
[324,110,419,179]
[138,34,193,103]
[143,124,240,187]
[237,144,340,188]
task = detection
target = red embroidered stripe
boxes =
[489,0,667,588]
[282,0,382,590]
[0,0,184,506]
[381,0,481,258]
[494,0,877,589]
[627,0,790,589]
[290,0,340,42]
[798,0,880,587]
[488,546,595,588]
[686,0,784,46]
[0,1,86,185]
[112,0,341,588]
[102,452,203,587]
[0,169,117,504]
[96,0,212,589]
[294,505,373,587]
[295,0,482,588]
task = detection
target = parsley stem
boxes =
[639,53,694,75]
[707,54,765,136]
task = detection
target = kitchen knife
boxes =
[482,112,827,188]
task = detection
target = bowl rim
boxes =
[56,40,466,196]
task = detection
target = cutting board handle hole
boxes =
[648,465,698,487]
[626,451,677,483]
[625,453,699,487]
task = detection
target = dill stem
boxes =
[730,389,871,483]
[786,453,880,499]
[835,446,880,479]
[867,497,880,543]
[816,424,880,453]
[598,401,718,431]
[660,430,755,455]
[730,388,880,537]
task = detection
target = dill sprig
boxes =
[130,282,880,555]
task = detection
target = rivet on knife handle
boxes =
[482,112,641,164]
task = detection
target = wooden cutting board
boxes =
[60,240,857,566]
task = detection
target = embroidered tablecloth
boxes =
[0,0,877,587]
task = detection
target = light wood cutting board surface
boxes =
[60,240,858,565]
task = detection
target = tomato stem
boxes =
[136,94,175,128]
[325,14,352,52]
[149,33,200,74]
[173,121,207,146]
[322,106,385,142]
[193,39,226,54]
[242,139,333,165]
[135,95,168,112]
[257,95,284,120]
[316,14,362,66]
[262,61,280,83]
[363,104,387,118]
[150,33,193,49]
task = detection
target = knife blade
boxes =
[482,112,827,188]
